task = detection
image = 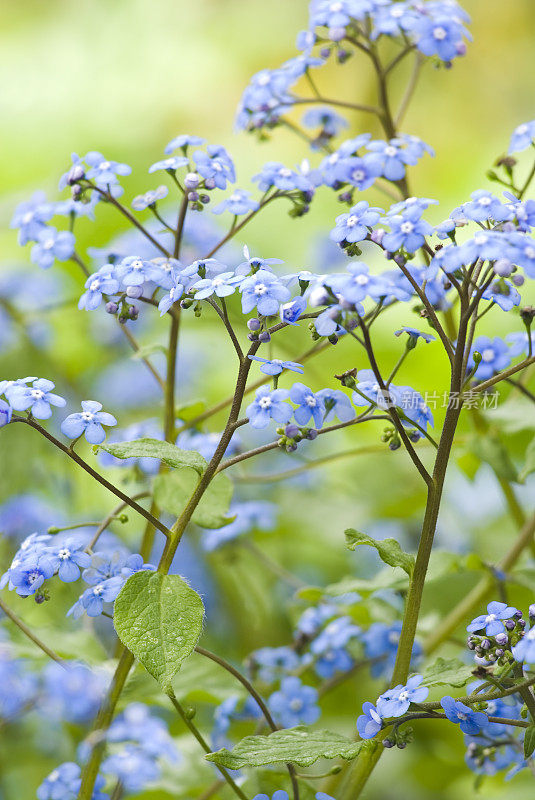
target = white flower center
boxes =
[355,274,368,285]
[391,5,404,17]
[352,169,366,181]
[474,233,488,245]
[212,277,224,286]
[93,584,104,596]
[257,73,271,86]
[58,549,71,560]
[481,348,495,362]
[527,628,535,640]
[82,412,94,421]
[524,246,535,259]
[305,395,317,407]
[385,146,398,157]
[31,389,44,399]
[398,690,409,702]
[433,26,447,40]
[289,698,303,712]
[330,2,343,11]
[457,712,467,721]
[90,280,101,291]
[130,259,144,270]
[43,238,55,250]
[401,221,414,234]
[254,283,268,295]
[517,124,529,135]
[278,168,292,178]
[99,161,111,170]
[346,214,358,227]
[23,211,34,224]
[259,397,272,409]
[478,196,492,206]
[485,613,497,623]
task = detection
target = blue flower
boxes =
[193,145,236,189]
[246,385,292,429]
[102,745,160,793]
[290,382,326,428]
[382,207,434,253]
[8,378,66,419]
[116,255,158,287]
[302,106,348,137]
[108,702,179,761]
[78,265,120,311]
[164,134,205,154]
[248,356,304,376]
[48,538,92,582]
[454,190,513,223]
[512,624,535,664]
[11,191,53,245]
[67,575,125,619]
[212,189,259,215]
[149,257,183,289]
[365,139,418,181]
[315,647,354,679]
[395,327,435,343]
[328,262,383,304]
[240,269,291,316]
[467,337,511,381]
[131,185,168,210]
[333,155,382,190]
[509,120,535,154]
[268,676,320,728]
[236,245,283,275]
[148,155,189,174]
[30,226,75,269]
[376,675,429,718]
[312,616,361,652]
[61,400,117,445]
[356,702,383,739]
[310,0,375,29]
[6,553,55,596]
[316,389,355,422]
[330,201,383,244]
[440,696,488,734]
[251,646,301,683]
[201,500,276,551]
[362,621,422,679]
[43,662,105,723]
[506,331,535,357]
[192,271,243,300]
[370,2,419,38]
[481,279,520,312]
[85,151,131,188]
[280,296,307,325]
[253,162,313,193]
[0,400,12,427]
[413,15,469,62]
[37,763,89,800]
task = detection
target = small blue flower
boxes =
[370,2,419,39]
[85,151,131,188]
[467,336,511,381]
[193,145,236,189]
[482,279,520,312]
[330,201,383,245]
[164,134,205,154]
[78,265,120,311]
[365,139,418,181]
[328,262,383,304]
[395,327,435,343]
[48,538,92,582]
[67,575,125,619]
[454,190,513,223]
[251,646,301,683]
[333,154,381,191]
[357,702,383,739]
[413,15,469,62]
[212,189,259,215]
[248,356,304,376]
[0,400,12,427]
[280,296,307,326]
[311,616,361,653]
[440,696,488,734]
[362,621,422,679]
[506,331,535,357]
[268,676,320,728]
[290,382,326,428]
[8,378,66,419]
[116,255,158,287]
[246,385,292,429]
[43,662,105,724]
[7,553,55,597]
[376,675,429,718]
[192,271,243,299]
[316,389,355,422]
[102,745,160,792]
[240,269,291,316]
[131,185,168,210]
[302,106,348,137]
[61,400,117,445]
[512,624,535,664]
[37,763,90,800]
[236,245,283,276]
[11,191,54,245]
[315,647,354,679]
[253,162,313,193]
[148,155,189,174]
[382,207,434,253]
[30,226,75,269]
[509,120,535,154]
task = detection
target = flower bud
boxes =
[285,424,300,438]
[184,172,200,189]
[247,318,261,332]
[258,331,271,343]
[105,301,118,315]
[126,285,143,299]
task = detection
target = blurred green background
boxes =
[1,1,535,799]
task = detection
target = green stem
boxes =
[0,597,64,664]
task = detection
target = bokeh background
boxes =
[1,1,535,798]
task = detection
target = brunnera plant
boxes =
[1,1,535,799]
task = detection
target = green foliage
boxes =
[99,438,207,474]
[113,571,204,692]
[206,726,372,769]
[524,725,535,758]
[471,433,518,483]
[422,657,475,688]
[519,435,535,483]
[345,528,414,575]
[153,469,234,528]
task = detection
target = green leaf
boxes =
[422,657,474,688]
[176,400,206,421]
[471,433,518,483]
[524,725,535,758]
[205,726,371,769]
[153,469,234,529]
[345,528,414,576]
[486,399,535,434]
[519,436,535,483]
[99,438,207,475]
[113,571,204,692]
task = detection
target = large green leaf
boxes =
[113,571,204,692]
[99,438,207,475]
[524,725,535,758]
[345,528,414,576]
[206,726,372,769]
[422,657,474,688]
[153,469,234,528]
